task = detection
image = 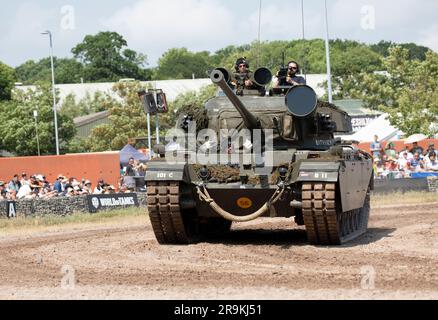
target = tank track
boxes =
[146,181,190,244]
[302,182,370,245]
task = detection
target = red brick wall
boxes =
[0,152,121,188]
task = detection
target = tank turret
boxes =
[210,69,261,130]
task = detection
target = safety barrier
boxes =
[0,193,147,218]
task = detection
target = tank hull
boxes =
[145,153,373,245]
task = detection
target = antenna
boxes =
[257,0,262,68]
[301,0,307,81]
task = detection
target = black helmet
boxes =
[235,57,249,71]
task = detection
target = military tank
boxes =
[145,67,373,245]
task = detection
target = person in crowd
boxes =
[104,185,116,194]
[93,179,106,194]
[20,172,30,186]
[7,174,21,194]
[410,141,424,156]
[425,152,438,171]
[424,143,438,159]
[397,152,411,172]
[384,142,397,159]
[82,180,93,195]
[373,157,383,178]
[125,157,136,176]
[384,157,398,171]
[409,152,425,172]
[53,175,65,194]
[370,135,382,160]
[0,181,7,200]
[65,187,75,197]
[399,146,414,160]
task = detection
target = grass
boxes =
[0,207,148,235]
[371,191,438,206]
[0,191,436,234]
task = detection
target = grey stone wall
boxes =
[0,192,147,218]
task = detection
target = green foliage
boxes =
[15,58,84,85]
[60,92,107,119]
[166,84,217,131]
[72,31,150,82]
[85,81,149,151]
[154,48,212,80]
[0,83,76,156]
[370,40,429,61]
[0,61,16,100]
[336,46,438,136]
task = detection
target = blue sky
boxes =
[1,0,437,67]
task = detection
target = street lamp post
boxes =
[33,110,41,156]
[324,0,333,103]
[41,30,60,155]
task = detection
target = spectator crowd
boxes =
[370,135,438,179]
[0,173,131,201]
[0,157,148,201]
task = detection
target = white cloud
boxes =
[101,0,236,65]
[329,0,438,47]
[418,24,438,52]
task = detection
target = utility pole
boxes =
[41,30,60,155]
[33,110,41,156]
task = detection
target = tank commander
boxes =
[232,57,262,94]
[274,60,306,87]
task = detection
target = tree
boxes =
[72,31,150,82]
[371,40,429,61]
[154,48,212,80]
[85,81,149,151]
[15,58,84,84]
[0,61,16,100]
[60,91,108,119]
[336,46,438,136]
[0,83,76,156]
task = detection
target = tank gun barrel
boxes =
[210,69,260,130]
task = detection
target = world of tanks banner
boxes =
[86,193,139,213]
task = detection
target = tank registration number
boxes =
[237,197,253,209]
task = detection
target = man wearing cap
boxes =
[82,180,93,195]
[53,175,65,194]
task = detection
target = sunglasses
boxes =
[238,64,246,68]
[289,66,297,70]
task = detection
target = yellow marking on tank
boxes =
[237,197,253,209]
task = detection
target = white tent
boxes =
[339,114,402,142]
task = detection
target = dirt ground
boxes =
[0,201,437,300]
